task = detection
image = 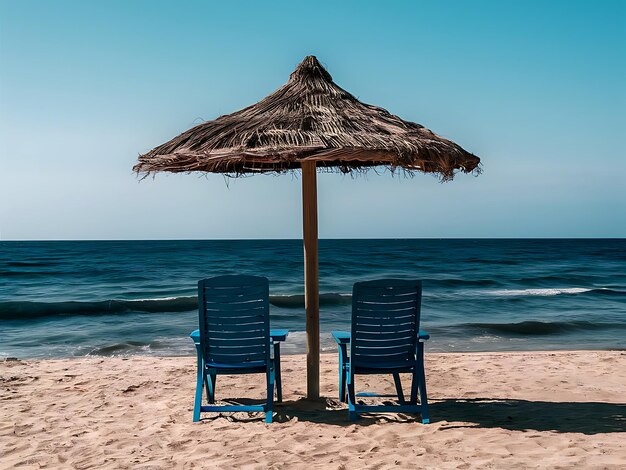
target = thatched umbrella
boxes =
[134,55,480,399]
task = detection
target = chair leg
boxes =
[338,345,347,402]
[417,343,430,424]
[347,372,358,421]
[265,367,275,424]
[410,367,419,405]
[203,375,209,403]
[193,365,205,422]
[206,370,216,404]
[393,372,405,404]
[274,344,282,402]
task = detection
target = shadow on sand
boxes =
[203,397,626,435]
[428,398,626,435]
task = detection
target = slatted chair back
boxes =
[351,279,422,368]
[198,275,270,366]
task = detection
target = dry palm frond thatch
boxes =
[134,56,480,180]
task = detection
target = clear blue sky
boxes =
[1,0,624,239]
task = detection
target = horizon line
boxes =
[1,237,625,242]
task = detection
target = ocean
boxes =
[1,239,625,359]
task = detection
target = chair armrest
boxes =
[270,329,289,342]
[332,330,428,341]
[192,329,288,343]
[190,329,200,345]
[331,331,351,344]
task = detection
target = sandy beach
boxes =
[1,350,625,469]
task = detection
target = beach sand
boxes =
[1,351,625,469]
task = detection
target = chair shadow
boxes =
[199,396,626,434]
[273,398,365,426]
[199,397,354,425]
[430,398,626,435]
[273,397,626,434]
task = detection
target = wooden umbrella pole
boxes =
[301,160,320,399]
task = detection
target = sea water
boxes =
[1,239,625,358]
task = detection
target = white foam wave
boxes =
[487,287,594,297]
[124,295,195,302]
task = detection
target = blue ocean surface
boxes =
[1,239,625,359]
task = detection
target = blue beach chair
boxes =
[190,275,288,423]
[332,279,430,423]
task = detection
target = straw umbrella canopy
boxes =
[134,55,480,399]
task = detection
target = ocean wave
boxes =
[6,261,59,267]
[484,287,625,297]
[0,292,356,319]
[0,270,62,277]
[86,338,195,357]
[83,331,336,357]
[2,287,623,320]
[463,320,626,335]
[0,297,199,319]
[487,287,592,296]
[585,288,626,297]
[269,293,352,308]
